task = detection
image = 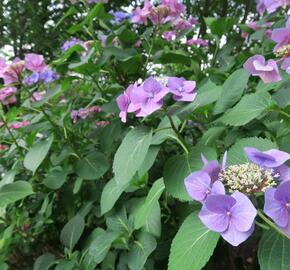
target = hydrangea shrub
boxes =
[0,0,290,269]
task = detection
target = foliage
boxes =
[0,0,289,269]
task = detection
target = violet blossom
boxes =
[271,18,290,51]
[245,147,290,182]
[167,77,196,102]
[199,192,257,246]
[264,180,290,236]
[8,120,30,129]
[24,53,47,73]
[131,0,152,25]
[243,55,281,83]
[0,61,25,85]
[110,11,131,24]
[61,38,86,52]
[187,38,209,47]
[162,31,176,41]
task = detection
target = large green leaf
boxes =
[88,231,119,264]
[100,178,128,215]
[43,166,67,190]
[76,152,109,180]
[227,137,277,165]
[218,92,272,126]
[258,229,290,270]
[33,253,55,270]
[168,212,219,270]
[163,146,216,201]
[0,181,34,208]
[113,127,152,184]
[213,69,250,114]
[24,136,53,174]
[134,178,165,230]
[127,232,157,270]
[60,214,85,250]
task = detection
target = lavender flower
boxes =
[23,73,40,86]
[167,77,196,102]
[245,147,290,182]
[185,171,225,202]
[24,53,47,73]
[39,70,59,83]
[61,38,85,52]
[264,180,290,236]
[110,11,131,24]
[243,55,281,84]
[129,77,169,117]
[271,18,290,51]
[199,192,257,246]
[0,87,17,105]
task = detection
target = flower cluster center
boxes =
[218,163,277,194]
[275,44,290,58]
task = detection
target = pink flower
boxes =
[162,31,176,41]
[241,31,249,40]
[161,0,185,16]
[96,121,110,127]
[0,61,25,85]
[131,0,152,25]
[8,120,30,129]
[101,35,107,48]
[0,145,8,151]
[243,55,281,84]
[0,87,17,105]
[32,91,46,102]
[25,54,47,73]
[187,38,209,47]
[89,105,102,113]
[173,18,192,30]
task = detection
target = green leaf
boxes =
[273,85,290,108]
[163,146,216,201]
[209,17,236,37]
[0,181,34,208]
[177,81,222,117]
[138,146,160,177]
[127,232,157,270]
[144,202,161,238]
[213,69,250,114]
[258,229,290,270]
[24,136,53,174]
[60,214,85,250]
[113,127,152,184]
[88,231,119,264]
[218,92,272,126]
[152,116,181,145]
[33,253,55,270]
[76,152,109,180]
[227,137,277,165]
[134,178,165,230]
[168,212,219,270]
[200,126,226,146]
[100,178,128,215]
[43,166,67,190]
[158,51,191,65]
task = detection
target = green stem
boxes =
[269,109,290,120]
[257,210,290,239]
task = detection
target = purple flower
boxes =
[281,57,290,74]
[24,53,47,73]
[264,181,290,236]
[199,192,257,246]
[243,55,281,84]
[271,18,290,51]
[129,77,169,117]
[39,70,59,83]
[71,110,79,123]
[23,73,40,86]
[61,38,85,52]
[167,77,196,102]
[162,31,176,41]
[110,11,131,24]
[88,0,108,3]
[131,0,152,25]
[0,87,17,105]
[161,0,185,16]
[245,147,290,182]
[116,84,136,123]
[185,171,225,202]
[187,38,209,47]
